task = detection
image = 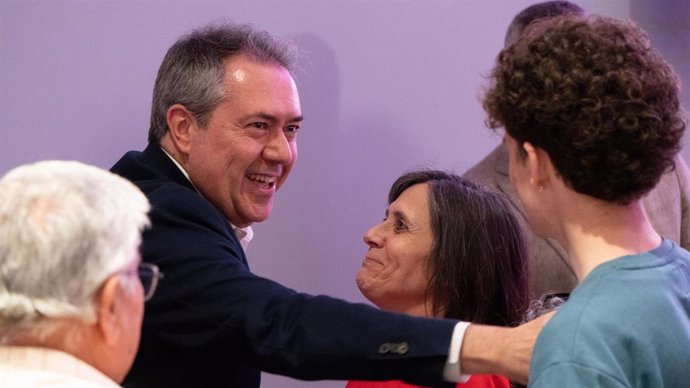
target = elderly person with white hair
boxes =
[0,160,159,387]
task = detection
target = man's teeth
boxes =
[247,174,276,187]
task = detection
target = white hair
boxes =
[0,160,150,337]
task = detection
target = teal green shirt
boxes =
[529,239,690,387]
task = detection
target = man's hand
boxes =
[459,312,554,384]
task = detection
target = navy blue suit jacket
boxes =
[111,144,457,388]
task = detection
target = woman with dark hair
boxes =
[483,14,690,387]
[348,170,530,388]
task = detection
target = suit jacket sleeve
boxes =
[112,146,456,387]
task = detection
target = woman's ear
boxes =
[165,104,198,156]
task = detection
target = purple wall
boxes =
[1,1,686,387]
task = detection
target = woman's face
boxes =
[356,182,434,316]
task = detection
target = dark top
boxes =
[111,144,457,388]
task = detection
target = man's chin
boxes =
[227,204,273,227]
[244,210,271,225]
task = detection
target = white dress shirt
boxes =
[0,346,120,388]
[160,148,254,249]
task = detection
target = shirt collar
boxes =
[0,346,121,387]
[232,225,254,251]
[160,147,254,250]
[160,147,193,183]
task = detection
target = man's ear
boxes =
[95,275,122,348]
[165,104,197,156]
[522,141,554,190]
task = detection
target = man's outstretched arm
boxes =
[461,312,554,384]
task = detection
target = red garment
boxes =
[346,374,510,388]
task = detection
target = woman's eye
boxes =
[394,220,407,232]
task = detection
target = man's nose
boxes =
[263,130,293,165]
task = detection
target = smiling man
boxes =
[158,53,301,228]
[111,22,549,388]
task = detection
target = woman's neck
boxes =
[397,299,438,318]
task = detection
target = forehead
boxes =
[390,183,430,216]
[218,55,301,121]
[222,55,297,94]
[213,54,301,122]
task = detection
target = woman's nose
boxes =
[363,224,383,248]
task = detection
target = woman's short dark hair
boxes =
[484,15,685,204]
[389,170,530,326]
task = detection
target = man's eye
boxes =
[251,122,268,129]
[285,125,299,134]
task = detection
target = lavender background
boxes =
[1,1,688,387]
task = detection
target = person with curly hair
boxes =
[464,1,690,300]
[483,14,690,387]
[348,170,530,388]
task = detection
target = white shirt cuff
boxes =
[443,321,471,383]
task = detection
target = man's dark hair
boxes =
[148,23,296,143]
[504,1,584,46]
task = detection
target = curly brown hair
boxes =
[483,15,686,204]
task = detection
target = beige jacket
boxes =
[464,145,690,298]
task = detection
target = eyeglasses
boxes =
[138,262,163,301]
[120,262,164,301]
